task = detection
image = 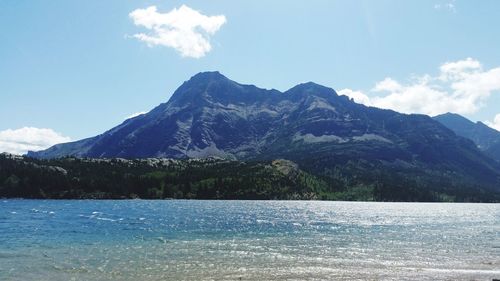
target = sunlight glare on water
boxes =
[0,200,499,280]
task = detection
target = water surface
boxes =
[0,200,499,280]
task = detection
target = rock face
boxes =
[28,72,500,188]
[434,112,500,162]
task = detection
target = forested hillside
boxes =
[1,154,498,202]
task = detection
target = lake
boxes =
[0,200,499,280]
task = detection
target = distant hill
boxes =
[2,154,499,202]
[0,153,326,200]
[434,112,500,162]
[23,72,500,199]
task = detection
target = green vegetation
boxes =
[0,154,499,202]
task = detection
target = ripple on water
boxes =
[0,200,499,281]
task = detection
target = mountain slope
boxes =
[28,72,500,194]
[434,112,500,162]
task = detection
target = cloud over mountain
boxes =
[129,5,226,58]
[485,114,500,131]
[125,111,147,120]
[0,127,71,155]
[339,58,500,116]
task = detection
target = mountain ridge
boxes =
[434,112,500,162]
[27,72,500,196]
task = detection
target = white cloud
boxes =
[485,114,500,132]
[338,58,500,116]
[338,89,372,105]
[435,1,456,12]
[129,5,226,58]
[0,127,71,155]
[372,77,403,92]
[439,57,482,81]
[126,111,147,120]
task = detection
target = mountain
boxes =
[26,72,500,200]
[434,112,500,162]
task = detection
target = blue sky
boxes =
[1,0,500,154]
